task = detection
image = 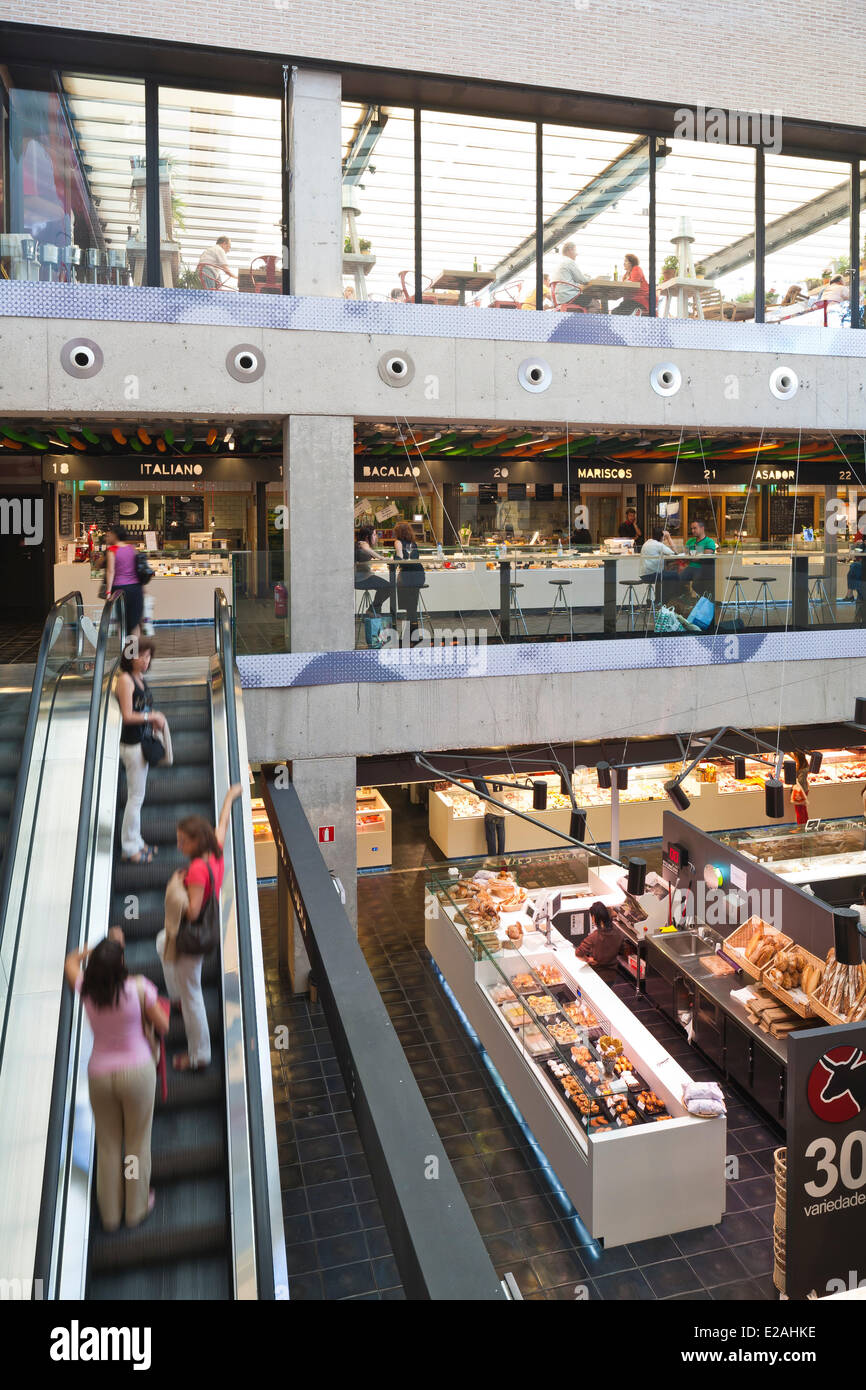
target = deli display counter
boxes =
[425,852,725,1247]
[356,786,392,868]
[54,550,231,622]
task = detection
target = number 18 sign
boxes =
[786,1022,866,1299]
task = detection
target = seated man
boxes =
[550,242,592,306]
[197,236,237,290]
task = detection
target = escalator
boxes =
[0,685,31,875]
[31,592,286,1300]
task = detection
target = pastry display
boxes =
[548,1020,580,1046]
[571,1045,593,1067]
[590,1115,611,1129]
[764,947,810,993]
[613,1055,635,1076]
[501,1002,532,1027]
[563,1000,599,1029]
[536,963,565,987]
[525,993,559,1017]
[523,1028,553,1056]
[636,1090,668,1116]
[511,973,538,993]
[812,948,866,1021]
[489,983,517,1005]
[598,1035,623,1058]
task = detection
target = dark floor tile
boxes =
[472,1204,512,1238]
[450,1154,490,1182]
[380,1285,407,1300]
[734,1239,774,1277]
[462,1178,501,1209]
[316,1232,369,1270]
[290,1077,330,1100]
[595,1268,656,1300]
[351,1176,377,1203]
[357,1199,385,1230]
[311,1205,362,1240]
[433,1114,467,1139]
[688,1247,748,1289]
[321,1261,378,1300]
[710,1277,772,1301]
[724,1185,746,1213]
[503,1195,556,1229]
[642,1258,702,1298]
[284,1242,320,1276]
[372,1256,401,1291]
[345,1152,373,1179]
[282,1212,314,1246]
[302,1155,350,1186]
[472,1126,520,1154]
[752,1204,776,1232]
[737,1176,775,1207]
[484,1148,532,1179]
[751,1146,777,1174]
[493,1171,548,1202]
[626,1235,679,1265]
[286,1272,325,1300]
[494,1261,540,1297]
[529,1248,588,1290]
[297,1134,343,1164]
[442,1133,477,1160]
[279,1164,304,1192]
[582,1244,636,1277]
[305,1179,355,1212]
[672,1225,725,1257]
[737,1123,784,1152]
[665,1289,713,1301]
[729,1152,765,1180]
[484,1231,524,1266]
[280,1187,308,1218]
[517,1221,570,1257]
[340,1130,364,1156]
[719,1210,766,1247]
[364,1226,393,1259]
[547,1278,601,1300]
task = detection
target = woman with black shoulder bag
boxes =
[116,638,168,864]
[156,784,242,1072]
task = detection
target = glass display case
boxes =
[356,786,392,868]
[425,852,725,1246]
[717,822,866,885]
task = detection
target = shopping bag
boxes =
[654,605,683,634]
[364,614,387,648]
[687,594,714,631]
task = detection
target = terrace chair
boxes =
[491,280,523,309]
[249,254,281,293]
[398,270,444,304]
[197,263,224,290]
[550,280,587,313]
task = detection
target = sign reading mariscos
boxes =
[786,1024,866,1299]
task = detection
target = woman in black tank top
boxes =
[115,639,166,863]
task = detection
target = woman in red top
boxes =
[157,784,242,1072]
[612,253,650,316]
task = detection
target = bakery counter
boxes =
[427,874,725,1247]
[54,562,228,622]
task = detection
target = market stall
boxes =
[356,786,392,868]
[54,551,231,622]
[426,858,725,1247]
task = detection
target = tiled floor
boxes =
[0,620,43,663]
[262,785,784,1301]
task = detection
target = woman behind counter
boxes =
[574,901,622,968]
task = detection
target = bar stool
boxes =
[618,579,653,632]
[509,582,529,638]
[355,587,374,645]
[748,577,777,628]
[546,578,573,635]
[808,576,833,623]
[719,574,751,625]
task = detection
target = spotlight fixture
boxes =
[765,778,784,819]
[532,780,548,811]
[596,762,612,790]
[783,760,796,786]
[569,808,587,842]
[809,751,823,774]
[560,773,570,797]
[664,779,690,812]
[855,697,866,727]
[615,766,629,791]
[627,858,647,896]
[833,908,862,964]
[733,756,746,780]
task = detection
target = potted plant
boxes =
[765,289,779,306]
[660,255,678,284]
[735,292,754,303]
[344,235,371,255]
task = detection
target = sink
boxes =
[660,932,715,959]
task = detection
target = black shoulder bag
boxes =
[135,551,155,585]
[176,860,220,956]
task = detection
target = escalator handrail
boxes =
[32,591,127,1295]
[214,586,276,1298]
[0,590,85,942]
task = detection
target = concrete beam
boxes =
[283,415,355,652]
[288,69,343,298]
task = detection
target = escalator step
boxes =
[0,784,14,814]
[124,935,222,989]
[88,1253,230,1301]
[162,1061,225,1111]
[110,892,166,926]
[137,768,213,803]
[89,1174,228,1274]
[150,1106,225,1180]
[138,805,215,841]
[145,707,210,733]
[0,748,20,776]
[113,851,188,892]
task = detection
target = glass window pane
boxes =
[2,69,146,285]
[158,87,282,291]
[654,139,755,320]
[421,111,536,307]
[542,126,650,313]
[765,155,851,327]
[341,103,414,301]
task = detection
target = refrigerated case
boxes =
[356,786,392,868]
[425,857,725,1246]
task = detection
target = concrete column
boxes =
[288,67,342,297]
[283,415,355,651]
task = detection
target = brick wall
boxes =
[5,2,864,131]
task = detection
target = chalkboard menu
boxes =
[58,492,74,537]
[478,485,498,505]
[770,494,814,537]
[78,495,145,531]
[507,483,527,501]
[534,483,554,502]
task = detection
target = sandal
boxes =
[122,849,154,864]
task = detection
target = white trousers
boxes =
[156,930,211,1067]
[119,742,149,857]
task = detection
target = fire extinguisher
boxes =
[274,582,288,618]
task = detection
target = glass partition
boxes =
[542,127,650,314]
[421,111,537,307]
[654,139,756,320]
[764,155,851,326]
[157,87,282,291]
[341,103,415,301]
[2,69,147,285]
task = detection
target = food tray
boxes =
[806,991,845,1026]
[760,944,825,1019]
[723,919,792,982]
[634,1090,670,1119]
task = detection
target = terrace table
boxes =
[579,278,642,310]
[658,276,718,320]
[431,269,495,306]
